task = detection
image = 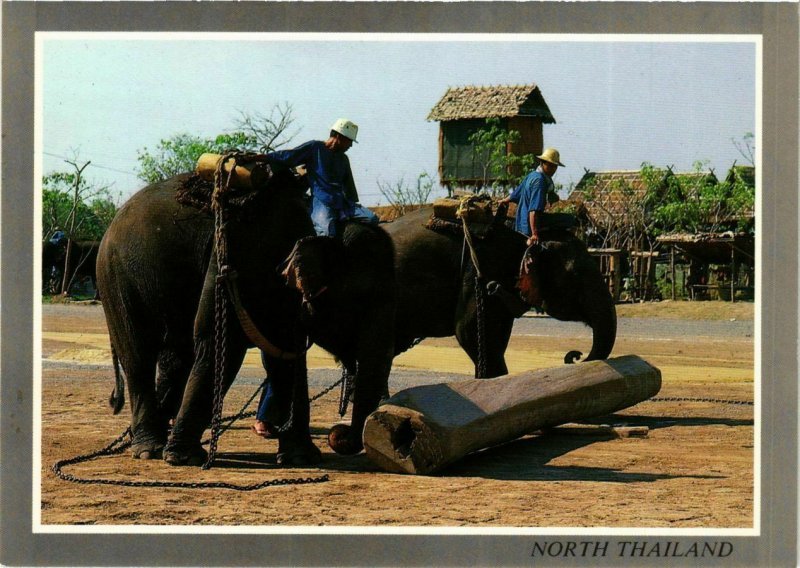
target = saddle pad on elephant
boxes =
[175,173,264,216]
[426,196,495,238]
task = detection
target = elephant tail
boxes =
[108,346,125,415]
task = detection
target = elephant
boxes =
[384,205,616,378]
[97,169,396,465]
[279,220,396,455]
[42,238,99,295]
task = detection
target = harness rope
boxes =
[457,195,489,377]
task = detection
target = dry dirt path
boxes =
[39,301,754,528]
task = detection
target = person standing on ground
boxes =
[265,118,378,237]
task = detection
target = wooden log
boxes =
[363,355,661,475]
[195,153,270,190]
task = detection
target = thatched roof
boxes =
[566,169,730,229]
[427,84,556,122]
[726,165,755,188]
[657,231,755,264]
[565,170,655,227]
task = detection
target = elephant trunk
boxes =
[583,298,617,362]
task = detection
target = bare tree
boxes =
[377,172,436,218]
[234,102,298,152]
[43,153,114,294]
[731,132,755,167]
[137,103,299,183]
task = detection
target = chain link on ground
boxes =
[51,374,344,490]
[647,396,754,406]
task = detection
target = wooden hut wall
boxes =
[439,118,493,185]
[507,117,543,156]
[439,117,543,186]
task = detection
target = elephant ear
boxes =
[517,245,544,308]
[280,236,339,302]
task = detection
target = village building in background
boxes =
[427,84,555,190]
[556,165,755,302]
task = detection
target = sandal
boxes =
[251,420,278,439]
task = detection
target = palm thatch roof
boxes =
[565,170,655,227]
[427,84,556,122]
[566,169,727,228]
[656,231,755,264]
[726,165,755,188]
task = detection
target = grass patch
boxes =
[615,300,754,321]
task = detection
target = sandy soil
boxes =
[39,301,754,528]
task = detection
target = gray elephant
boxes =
[385,206,616,378]
[280,221,395,455]
[97,169,395,465]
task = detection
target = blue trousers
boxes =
[311,196,379,237]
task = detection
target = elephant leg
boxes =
[455,294,513,379]
[155,340,193,419]
[120,348,170,460]
[262,354,321,466]
[163,337,247,466]
[328,351,392,456]
[329,300,395,456]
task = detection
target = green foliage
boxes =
[41,170,118,242]
[136,105,297,184]
[136,132,260,184]
[577,160,754,253]
[468,118,538,197]
[644,161,755,235]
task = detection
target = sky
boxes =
[39,34,757,206]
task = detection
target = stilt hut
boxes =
[657,232,755,301]
[427,84,556,189]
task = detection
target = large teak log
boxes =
[195,153,270,190]
[363,355,661,475]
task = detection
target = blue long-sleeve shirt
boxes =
[266,140,359,214]
[507,168,553,236]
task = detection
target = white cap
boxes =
[331,118,358,142]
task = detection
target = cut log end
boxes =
[362,408,444,475]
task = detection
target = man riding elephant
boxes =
[264,118,379,236]
[497,147,573,246]
[97,156,396,465]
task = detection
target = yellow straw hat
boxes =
[537,148,565,167]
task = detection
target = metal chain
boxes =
[203,153,237,470]
[49,152,334,490]
[647,396,754,406]
[338,365,356,417]
[52,427,133,482]
[457,198,489,379]
[51,372,350,490]
[474,275,488,379]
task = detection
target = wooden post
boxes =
[730,246,736,303]
[363,355,661,475]
[670,246,676,300]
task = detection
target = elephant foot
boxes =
[130,431,166,460]
[327,423,364,455]
[276,435,322,466]
[133,448,163,460]
[162,441,208,467]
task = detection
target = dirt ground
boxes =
[39,300,754,528]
